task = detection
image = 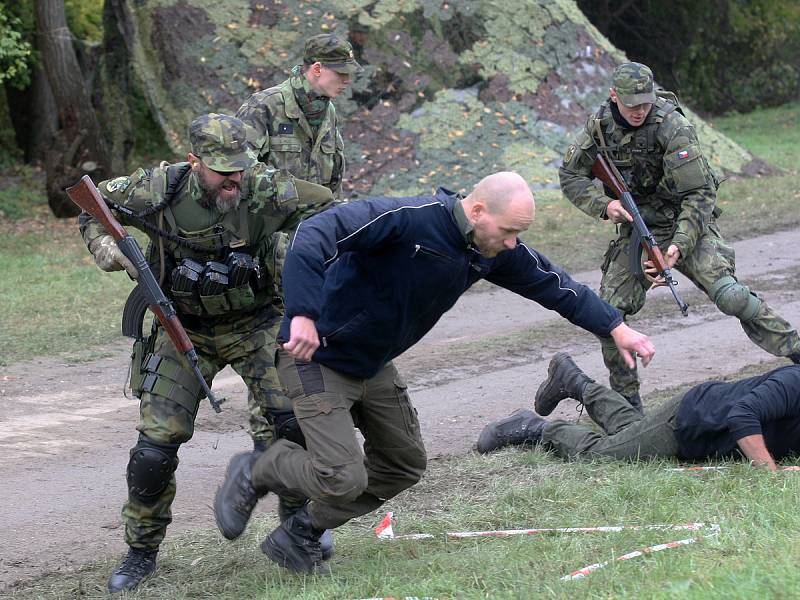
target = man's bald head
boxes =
[469,171,535,218]
[462,171,535,258]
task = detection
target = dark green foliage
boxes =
[0,3,33,89]
[578,0,800,114]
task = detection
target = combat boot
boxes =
[476,409,546,454]
[279,498,335,560]
[262,504,330,574]
[626,393,644,414]
[214,451,266,540]
[788,353,800,365]
[107,547,158,594]
[534,352,594,416]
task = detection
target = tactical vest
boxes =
[144,163,272,318]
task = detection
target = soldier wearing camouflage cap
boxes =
[78,113,334,593]
[237,33,362,198]
[559,62,800,411]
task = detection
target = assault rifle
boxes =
[591,155,689,316]
[66,175,223,412]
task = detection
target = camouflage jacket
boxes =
[559,97,719,259]
[236,76,345,197]
[79,162,332,319]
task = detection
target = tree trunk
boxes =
[5,66,58,164]
[34,0,108,218]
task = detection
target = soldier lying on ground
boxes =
[78,114,333,593]
[559,61,800,412]
[477,352,800,470]
[212,171,656,575]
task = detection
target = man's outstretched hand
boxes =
[282,315,320,362]
[610,322,655,369]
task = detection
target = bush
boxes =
[578,0,800,114]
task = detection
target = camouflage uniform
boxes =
[236,34,362,449]
[236,34,362,198]
[79,114,332,551]
[559,63,800,401]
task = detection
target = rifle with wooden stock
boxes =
[66,175,223,412]
[591,155,689,316]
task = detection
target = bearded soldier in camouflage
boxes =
[559,62,800,410]
[79,114,333,593]
[236,33,362,198]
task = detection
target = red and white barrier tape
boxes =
[561,523,720,580]
[375,512,714,541]
[670,465,800,472]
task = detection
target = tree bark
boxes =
[34,0,108,218]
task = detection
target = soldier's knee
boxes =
[317,462,368,504]
[126,435,180,505]
[710,275,762,322]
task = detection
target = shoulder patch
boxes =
[277,123,294,135]
[106,176,131,193]
[564,144,576,163]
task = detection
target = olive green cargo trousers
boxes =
[542,382,682,460]
[252,350,428,530]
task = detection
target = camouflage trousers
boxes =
[122,309,290,549]
[599,221,800,399]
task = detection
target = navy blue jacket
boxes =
[675,365,800,460]
[280,189,623,378]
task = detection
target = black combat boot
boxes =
[107,547,158,594]
[534,352,594,416]
[262,504,330,574]
[788,353,800,365]
[626,392,644,414]
[214,451,266,540]
[278,498,335,561]
[476,409,546,454]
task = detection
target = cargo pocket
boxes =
[394,376,420,438]
[666,144,708,193]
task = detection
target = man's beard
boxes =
[197,175,241,212]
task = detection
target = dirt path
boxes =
[2,229,799,590]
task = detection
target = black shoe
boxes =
[107,547,158,594]
[278,498,335,561]
[789,353,800,365]
[626,392,644,414]
[535,352,593,416]
[476,409,546,454]
[262,504,330,574]
[214,451,265,540]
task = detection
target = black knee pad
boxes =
[272,410,307,448]
[127,435,180,505]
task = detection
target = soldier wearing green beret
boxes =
[79,113,333,593]
[559,62,800,411]
[237,33,362,199]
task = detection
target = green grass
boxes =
[0,220,135,366]
[9,361,800,599]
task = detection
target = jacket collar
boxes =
[435,187,473,247]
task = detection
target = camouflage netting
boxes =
[126,0,754,197]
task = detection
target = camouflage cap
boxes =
[189,113,257,173]
[612,62,656,107]
[304,34,363,75]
